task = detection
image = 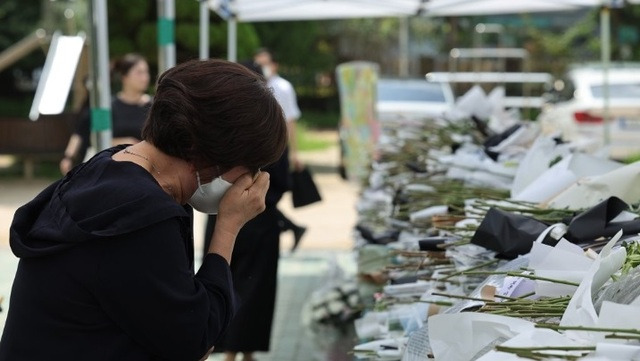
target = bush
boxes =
[300,110,340,129]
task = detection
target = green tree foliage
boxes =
[252,21,336,97]
[523,6,640,77]
[105,0,259,78]
[0,1,39,49]
[0,0,43,98]
[611,4,640,61]
[523,9,601,76]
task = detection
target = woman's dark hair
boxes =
[112,53,146,77]
[141,59,287,174]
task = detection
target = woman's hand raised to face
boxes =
[218,171,270,233]
[209,171,270,263]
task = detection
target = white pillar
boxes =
[227,17,237,62]
[601,6,611,146]
[399,17,409,77]
[88,0,112,151]
[199,0,210,60]
[158,0,176,73]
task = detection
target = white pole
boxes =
[601,6,611,146]
[199,0,210,60]
[89,0,112,151]
[399,17,409,77]
[228,17,237,62]
[158,0,176,73]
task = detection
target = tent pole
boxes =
[88,0,112,151]
[199,0,210,60]
[158,0,176,73]
[228,17,237,62]
[399,17,409,77]
[601,5,611,147]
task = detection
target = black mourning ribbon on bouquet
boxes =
[483,124,521,161]
[470,197,640,260]
[470,208,551,260]
[418,237,451,252]
[565,197,640,244]
[355,223,399,245]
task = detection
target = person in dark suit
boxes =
[0,59,288,361]
[203,60,289,361]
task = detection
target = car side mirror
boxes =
[542,91,560,104]
[542,78,567,104]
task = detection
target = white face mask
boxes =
[261,65,273,79]
[187,171,233,215]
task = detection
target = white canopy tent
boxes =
[206,0,424,63]
[423,0,587,16]
[208,0,423,22]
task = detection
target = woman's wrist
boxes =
[208,220,239,264]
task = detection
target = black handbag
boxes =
[291,167,322,208]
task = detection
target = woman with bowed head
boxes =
[0,59,288,361]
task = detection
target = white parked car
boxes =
[376,78,455,121]
[537,64,640,160]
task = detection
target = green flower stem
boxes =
[605,334,640,340]
[437,239,471,248]
[418,300,454,307]
[486,309,512,315]
[501,313,565,318]
[350,350,378,356]
[429,292,493,303]
[439,259,501,281]
[390,250,431,257]
[386,261,453,271]
[536,323,640,335]
[495,345,595,361]
[462,271,580,287]
[494,291,536,300]
[417,276,460,285]
[495,345,596,353]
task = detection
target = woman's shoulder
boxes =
[64,148,189,234]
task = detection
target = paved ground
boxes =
[0,136,361,360]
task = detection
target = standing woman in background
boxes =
[59,53,152,175]
[109,53,152,146]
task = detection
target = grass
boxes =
[300,110,340,129]
[623,153,640,164]
[296,122,335,152]
[296,110,339,152]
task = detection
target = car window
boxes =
[377,82,446,102]
[590,83,640,99]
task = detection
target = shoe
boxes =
[291,225,307,252]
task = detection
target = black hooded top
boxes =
[0,146,236,361]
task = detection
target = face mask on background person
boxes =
[188,171,233,215]
[261,65,273,79]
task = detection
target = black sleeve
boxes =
[74,105,92,162]
[264,147,291,206]
[94,219,236,361]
